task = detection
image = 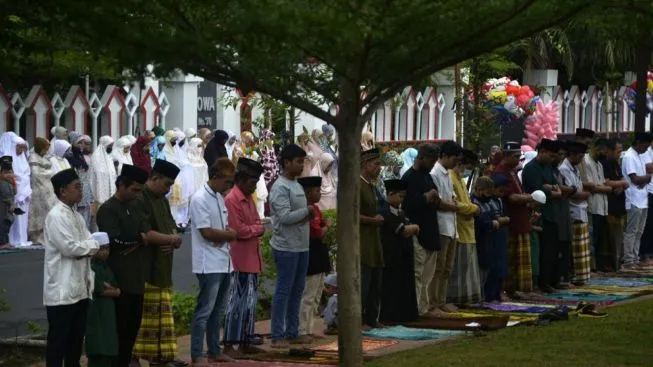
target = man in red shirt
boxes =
[223,158,266,358]
[492,142,536,297]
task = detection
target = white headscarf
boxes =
[52,139,71,158]
[126,135,137,145]
[184,128,197,140]
[0,132,31,203]
[187,137,205,165]
[111,136,134,174]
[225,130,236,159]
[162,130,178,165]
[48,126,68,155]
[89,135,117,203]
[174,131,187,156]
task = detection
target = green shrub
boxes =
[172,291,196,336]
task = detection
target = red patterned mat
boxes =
[311,337,399,353]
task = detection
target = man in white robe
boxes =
[0,132,32,247]
[43,168,109,367]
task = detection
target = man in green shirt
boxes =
[131,159,186,367]
[96,164,150,367]
[521,139,563,293]
[359,148,384,329]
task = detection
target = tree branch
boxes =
[364,1,591,110]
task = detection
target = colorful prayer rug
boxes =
[587,277,653,288]
[223,359,336,366]
[312,338,398,353]
[363,326,465,341]
[398,314,512,330]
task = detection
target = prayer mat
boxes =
[312,338,398,353]
[363,326,465,341]
[469,302,558,314]
[587,277,653,288]
[222,359,336,367]
[247,352,340,365]
[447,310,540,324]
[523,292,631,306]
[0,249,20,254]
[397,314,510,330]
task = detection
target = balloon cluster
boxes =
[483,77,540,126]
[521,99,559,152]
[624,71,653,113]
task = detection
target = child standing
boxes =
[85,241,120,367]
[298,176,331,339]
[472,176,509,302]
[379,179,420,322]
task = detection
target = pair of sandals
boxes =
[575,301,608,318]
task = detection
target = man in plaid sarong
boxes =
[493,142,535,297]
[558,142,592,286]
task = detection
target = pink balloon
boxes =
[525,131,537,141]
[521,145,534,152]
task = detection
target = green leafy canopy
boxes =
[41,0,596,123]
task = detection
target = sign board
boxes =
[197,81,218,130]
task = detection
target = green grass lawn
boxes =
[368,299,653,367]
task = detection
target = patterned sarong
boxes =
[223,272,258,345]
[572,222,591,284]
[505,233,533,293]
[132,283,176,361]
[446,243,482,304]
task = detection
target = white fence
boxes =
[0,81,646,147]
[0,84,169,146]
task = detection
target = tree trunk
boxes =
[634,36,649,133]
[333,83,363,366]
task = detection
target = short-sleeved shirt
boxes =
[493,164,531,235]
[135,186,177,288]
[430,162,456,238]
[401,168,440,251]
[641,147,653,193]
[97,196,150,294]
[601,158,626,217]
[521,158,558,222]
[583,154,608,216]
[360,177,383,268]
[622,147,648,209]
[558,159,588,222]
[189,184,233,274]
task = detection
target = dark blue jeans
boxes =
[190,273,231,359]
[271,249,309,340]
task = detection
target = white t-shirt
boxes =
[189,183,233,274]
[430,162,456,238]
[622,147,649,210]
[641,147,653,194]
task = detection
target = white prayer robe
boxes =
[43,201,100,306]
[0,132,32,247]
